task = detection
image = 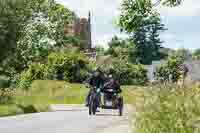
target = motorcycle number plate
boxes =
[106,101,112,106]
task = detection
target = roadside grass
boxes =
[2,80,200,133]
[0,80,89,116]
[0,104,23,117]
[0,80,144,117]
[0,81,153,118]
[122,85,146,108]
[15,80,88,104]
[131,84,200,133]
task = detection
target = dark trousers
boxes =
[86,89,101,107]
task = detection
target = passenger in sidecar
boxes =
[102,74,121,94]
[101,74,122,108]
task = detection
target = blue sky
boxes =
[56,0,200,50]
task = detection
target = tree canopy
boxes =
[193,49,200,60]
[106,36,137,64]
[119,0,166,65]
[154,0,182,6]
[0,0,75,72]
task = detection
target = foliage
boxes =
[0,76,10,89]
[17,16,57,68]
[15,0,75,70]
[171,48,192,61]
[102,59,148,85]
[17,63,46,91]
[158,0,183,7]
[47,51,90,82]
[0,72,16,104]
[193,49,200,60]
[106,36,138,63]
[0,0,75,75]
[0,80,89,117]
[95,45,105,55]
[0,88,13,104]
[63,35,81,47]
[119,0,166,65]
[135,85,200,133]
[156,55,183,82]
[106,36,123,57]
[0,0,32,64]
[18,51,92,90]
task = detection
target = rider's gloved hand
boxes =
[97,88,101,93]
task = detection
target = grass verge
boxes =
[131,85,200,133]
[0,80,89,117]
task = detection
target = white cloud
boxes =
[56,0,200,50]
[161,32,184,49]
[161,32,200,50]
[56,0,123,48]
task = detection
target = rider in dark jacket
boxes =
[85,68,105,106]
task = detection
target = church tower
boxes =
[64,11,92,50]
[88,11,92,49]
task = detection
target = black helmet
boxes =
[93,67,102,77]
[108,67,114,75]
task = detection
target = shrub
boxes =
[102,59,148,85]
[18,51,93,90]
[135,86,200,133]
[156,55,183,83]
[0,88,13,104]
[0,76,10,88]
[16,104,38,114]
[18,63,47,90]
[47,51,91,82]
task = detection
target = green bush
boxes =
[156,55,183,82]
[18,51,93,90]
[18,63,47,90]
[47,51,91,82]
[102,59,148,85]
[0,76,13,104]
[0,76,10,88]
[135,86,200,133]
[16,104,38,114]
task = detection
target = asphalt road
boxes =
[0,105,132,133]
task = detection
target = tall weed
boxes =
[135,85,200,133]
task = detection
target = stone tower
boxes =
[64,12,92,49]
[88,12,92,49]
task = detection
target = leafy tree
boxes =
[108,36,124,48]
[156,55,184,83]
[112,60,148,85]
[0,0,75,73]
[153,0,182,7]
[15,0,75,70]
[0,0,32,64]
[101,59,148,85]
[63,35,81,48]
[119,0,166,65]
[16,16,57,68]
[18,50,92,90]
[106,36,125,57]
[193,49,200,60]
[170,48,192,61]
[95,45,105,55]
[106,36,138,63]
